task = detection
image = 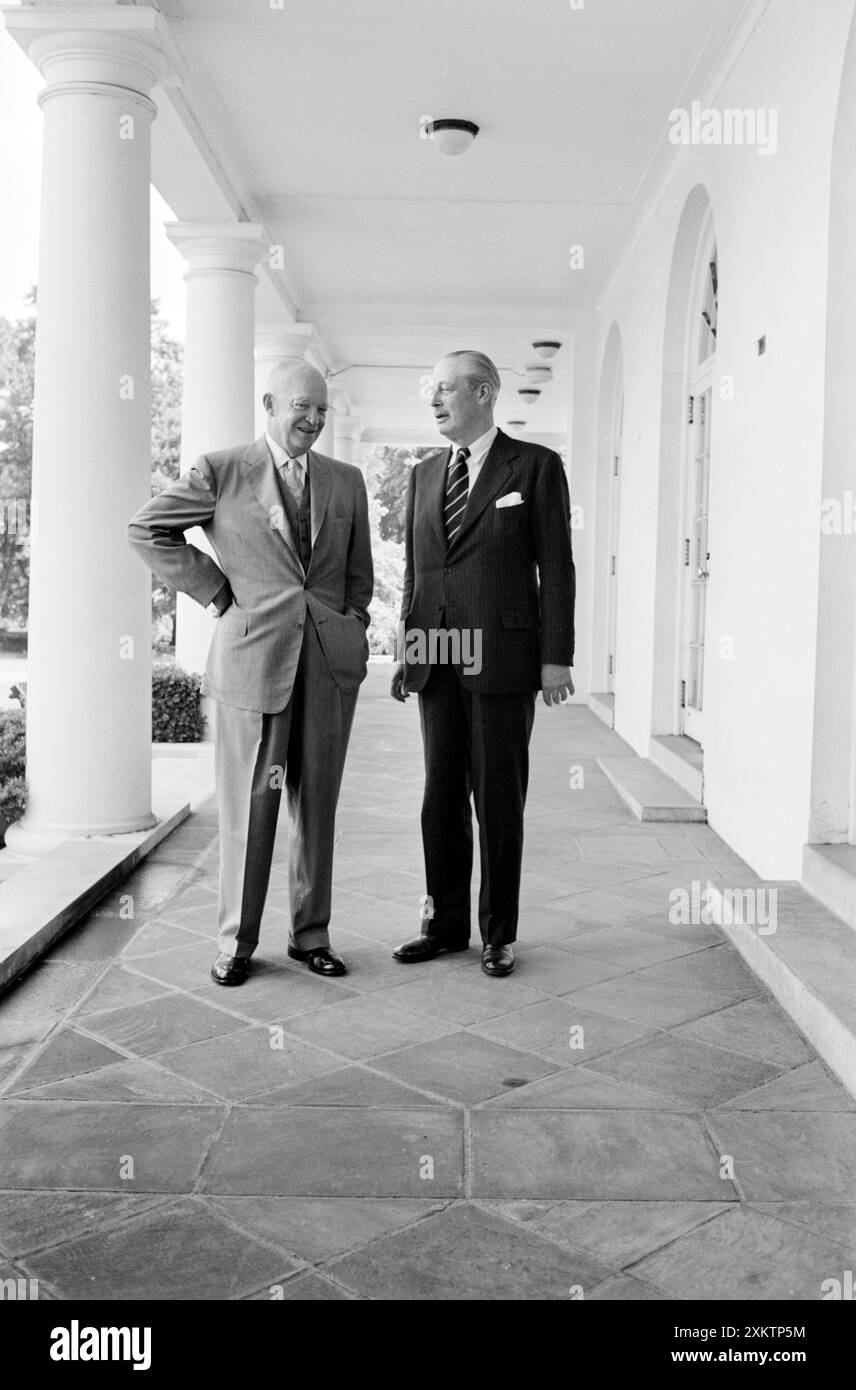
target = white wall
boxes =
[566,312,599,701]
[577,0,856,878]
[810,6,856,844]
[589,322,623,693]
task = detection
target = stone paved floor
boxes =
[1,667,855,1300]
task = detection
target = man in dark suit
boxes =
[128,360,373,986]
[391,350,575,976]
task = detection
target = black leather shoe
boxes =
[210,953,250,986]
[288,945,347,977]
[393,936,470,963]
[482,945,515,977]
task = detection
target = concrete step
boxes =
[649,734,704,802]
[597,753,707,822]
[0,803,191,991]
[802,844,856,933]
[706,879,856,1099]
[588,691,614,729]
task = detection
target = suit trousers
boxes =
[214,613,357,958]
[418,661,535,948]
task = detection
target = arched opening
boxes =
[651,185,718,767]
[681,221,718,744]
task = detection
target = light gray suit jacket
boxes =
[127,437,374,713]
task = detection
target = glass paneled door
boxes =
[683,383,711,740]
[606,381,623,693]
[681,236,717,743]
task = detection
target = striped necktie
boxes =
[444,447,470,544]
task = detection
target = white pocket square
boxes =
[496,492,523,509]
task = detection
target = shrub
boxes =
[0,630,28,656]
[0,709,26,782]
[0,711,27,840]
[0,776,26,834]
[152,662,205,743]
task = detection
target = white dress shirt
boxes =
[447,424,498,490]
[266,431,308,494]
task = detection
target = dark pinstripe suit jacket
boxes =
[400,429,575,694]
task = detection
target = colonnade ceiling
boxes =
[152,0,745,438]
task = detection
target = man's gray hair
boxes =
[445,350,501,403]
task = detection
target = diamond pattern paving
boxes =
[0,669,853,1298]
[628,1205,855,1301]
[204,1195,447,1263]
[470,1110,731,1200]
[370,1031,559,1104]
[23,1198,296,1301]
[589,1033,785,1107]
[329,1202,610,1300]
[202,1107,464,1197]
[0,1102,224,1191]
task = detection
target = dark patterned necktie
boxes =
[444,447,470,544]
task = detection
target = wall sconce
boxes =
[532,340,561,358]
[518,388,541,405]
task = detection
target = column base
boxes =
[4,811,158,861]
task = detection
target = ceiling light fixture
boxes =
[525,365,553,386]
[518,388,541,405]
[532,340,562,359]
[423,118,480,156]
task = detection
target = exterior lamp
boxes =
[525,365,553,385]
[424,118,480,155]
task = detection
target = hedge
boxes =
[0,710,26,838]
[0,708,25,782]
[151,661,206,743]
[0,776,26,829]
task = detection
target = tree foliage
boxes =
[0,291,36,628]
[150,303,183,490]
[362,445,436,653]
[364,444,437,545]
[148,302,184,648]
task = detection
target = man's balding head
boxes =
[263,359,329,456]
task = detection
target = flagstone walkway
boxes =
[1,667,855,1301]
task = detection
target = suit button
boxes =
[297,621,304,630]
[444,566,451,574]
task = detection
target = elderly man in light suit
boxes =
[128,360,373,986]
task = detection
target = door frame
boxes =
[676,213,717,745]
[606,374,624,693]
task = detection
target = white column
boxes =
[317,385,352,458]
[335,415,361,467]
[254,321,317,436]
[351,437,370,475]
[167,224,265,676]
[4,22,166,853]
